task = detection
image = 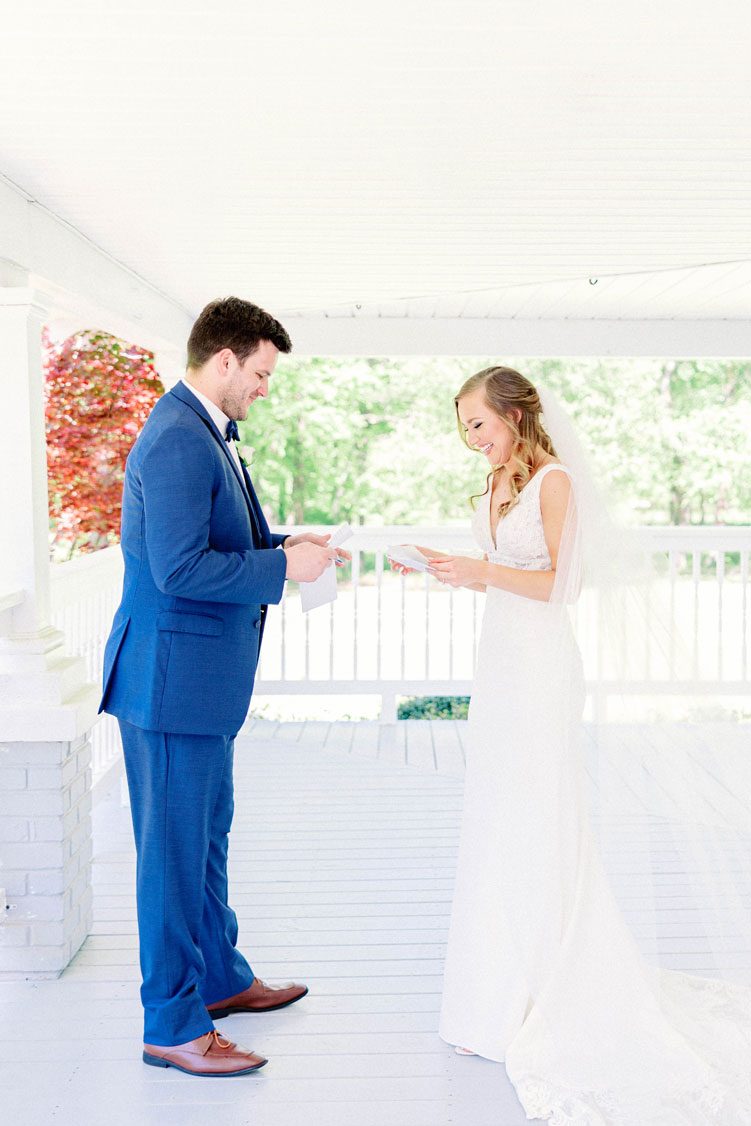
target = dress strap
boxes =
[530,463,570,488]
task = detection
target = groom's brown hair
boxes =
[187,297,292,369]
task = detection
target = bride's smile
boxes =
[457,387,519,467]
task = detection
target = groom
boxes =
[100,297,337,1076]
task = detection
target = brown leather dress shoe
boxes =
[143,1030,267,1076]
[207,976,309,1018]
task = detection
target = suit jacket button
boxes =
[253,619,261,629]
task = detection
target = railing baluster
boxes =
[280,588,286,680]
[424,569,430,679]
[352,548,360,680]
[668,548,677,679]
[742,549,748,681]
[594,587,606,724]
[692,548,701,680]
[400,567,406,681]
[717,550,725,681]
[449,586,454,680]
[329,597,335,679]
[472,588,478,675]
[376,549,384,680]
[644,574,651,680]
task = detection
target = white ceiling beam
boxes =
[286,317,751,358]
[0,175,193,352]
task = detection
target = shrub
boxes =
[397,695,470,720]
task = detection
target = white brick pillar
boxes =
[0,286,100,978]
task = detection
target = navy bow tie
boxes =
[225,420,239,443]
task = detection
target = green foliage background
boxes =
[398,695,470,720]
[239,357,751,527]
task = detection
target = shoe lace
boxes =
[208,1030,233,1051]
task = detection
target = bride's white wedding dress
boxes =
[438,463,751,1125]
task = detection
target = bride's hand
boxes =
[428,555,485,588]
[389,543,442,576]
[415,544,448,559]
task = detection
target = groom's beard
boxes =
[222,383,260,421]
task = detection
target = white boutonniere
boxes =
[237,444,255,468]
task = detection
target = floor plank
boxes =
[430,719,465,777]
[378,721,407,766]
[403,719,436,771]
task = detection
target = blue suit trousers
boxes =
[118,720,255,1045]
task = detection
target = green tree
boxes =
[653,361,751,524]
[50,349,749,541]
[242,354,751,530]
[239,357,409,524]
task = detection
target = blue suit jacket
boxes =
[100,382,287,735]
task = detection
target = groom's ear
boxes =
[214,348,236,378]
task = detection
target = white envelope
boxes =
[300,523,354,612]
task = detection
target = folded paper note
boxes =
[385,545,433,572]
[300,523,354,612]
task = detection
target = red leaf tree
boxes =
[44,329,164,558]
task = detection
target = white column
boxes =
[0,287,54,632]
[0,286,100,978]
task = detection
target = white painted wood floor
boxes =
[1,719,528,1126]
[2,718,747,1126]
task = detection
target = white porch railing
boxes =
[46,525,751,784]
[48,545,124,789]
[258,525,751,722]
[259,526,480,723]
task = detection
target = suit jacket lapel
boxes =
[240,460,272,548]
[169,384,263,544]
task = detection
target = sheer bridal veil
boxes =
[540,385,751,962]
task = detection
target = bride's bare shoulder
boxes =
[539,461,572,508]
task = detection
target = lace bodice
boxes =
[471,462,571,570]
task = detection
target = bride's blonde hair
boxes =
[455,366,557,518]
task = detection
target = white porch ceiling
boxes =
[1,0,750,342]
[290,262,751,321]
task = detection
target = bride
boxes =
[392,366,751,1124]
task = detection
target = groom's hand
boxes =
[284,532,351,567]
[283,541,339,582]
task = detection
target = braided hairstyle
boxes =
[455,366,557,518]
